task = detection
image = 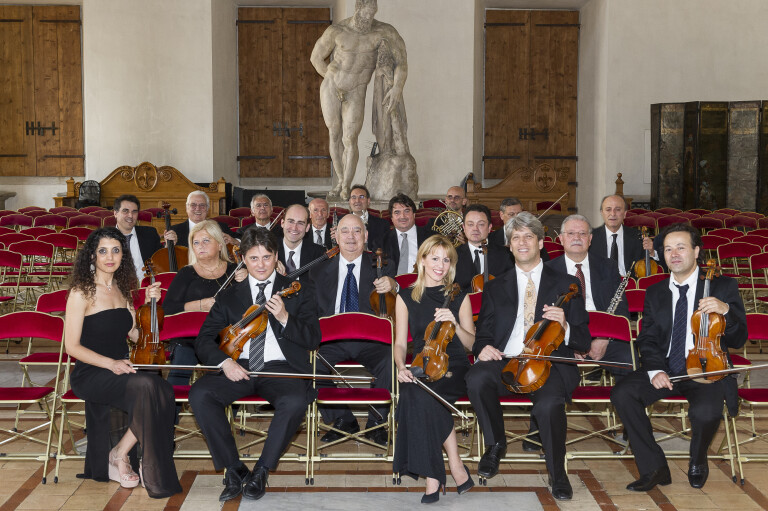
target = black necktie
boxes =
[249,281,270,372]
[286,250,296,273]
[610,233,618,263]
[668,283,689,376]
[473,249,482,274]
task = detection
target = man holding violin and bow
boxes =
[454,204,512,291]
[309,214,397,446]
[189,227,320,502]
[466,212,591,501]
[611,223,746,492]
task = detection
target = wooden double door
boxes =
[0,5,84,177]
[237,7,331,179]
[484,10,578,208]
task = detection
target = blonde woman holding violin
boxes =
[393,235,476,503]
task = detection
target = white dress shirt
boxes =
[604,225,627,276]
[563,254,596,311]
[647,268,699,382]
[334,253,363,314]
[241,271,286,363]
[468,242,485,275]
[124,227,144,283]
[283,240,302,271]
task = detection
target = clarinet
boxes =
[331,211,339,247]
[606,268,633,314]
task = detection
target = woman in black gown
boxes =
[163,220,246,393]
[393,235,476,503]
[64,227,181,498]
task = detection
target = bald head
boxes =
[600,195,627,232]
[308,198,330,229]
[444,186,467,212]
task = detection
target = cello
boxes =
[470,240,494,292]
[150,202,188,273]
[633,226,661,278]
[501,284,579,393]
[130,261,166,365]
[369,248,397,327]
[685,260,729,383]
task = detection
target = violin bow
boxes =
[505,354,633,370]
[410,377,469,421]
[132,364,376,382]
[214,260,245,299]
[315,353,384,422]
[536,192,568,220]
[268,209,285,230]
[669,362,768,383]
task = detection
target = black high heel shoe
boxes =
[421,483,445,504]
[456,465,475,494]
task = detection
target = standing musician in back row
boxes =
[310,214,397,446]
[466,212,590,501]
[189,228,320,502]
[454,204,512,291]
[589,195,653,276]
[611,223,746,492]
[276,204,324,278]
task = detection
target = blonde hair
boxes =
[410,235,457,302]
[188,220,231,265]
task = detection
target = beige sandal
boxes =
[108,448,140,488]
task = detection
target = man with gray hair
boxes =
[466,212,590,500]
[165,190,238,248]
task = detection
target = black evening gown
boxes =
[393,286,470,485]
[70,308,181,498]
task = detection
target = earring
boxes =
[90,263,95,273]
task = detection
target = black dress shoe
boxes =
[688,463,709,488]
[219,464,250,502]
[243,465,269,500]
[522,433,541,452]
[364,423,388,446]
[321,418,360,442]
[626,465,672,492]
[549,475,573,500]
[477,442,507,479]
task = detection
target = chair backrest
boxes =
[102,216,117,227]
[656,215,690,230]
[643,211,667,219]
[67,214,101,229]
[22,227,57,239]
[625,288,646,313]
[0,226,15,236]
[691,216,724,232]
[22,209,49,218]
[319,312,393,345]
[628,208,650,214]
[421,199,446,210]
[548,249,564,259]
[211,215,240,228]
[747,313,768,341]
[62,226,94,241]
[59,210,83,219]
[676,211,701,220]
[38,232,79,251]
[587,311,632,343]
[229,207,252,218]
[0,214,34,229]
[468,291,482,316]
[159,311,208,341]
[141,272,176,288]
[738,211,764,220]
[623,215,657,230]
[8,240,55,259]
[394,273,417,289]
[0,232,34,245]
[687,208,711,216]
[725,215,758,230]
[33,213,68,229]
[0,248,23,270]
[36,289,69,313]
[708,228,743,240]
[717,241,762,261]
[715,208,740,216]
[637,273,669,290]
[18,206,46,213]
[89,209,114,219]
[0,311,64,341]
[78,206,107,214]
[655,207,682,215]
[136,210,153,223]
[414,216,431,227]
[49,206,77,214]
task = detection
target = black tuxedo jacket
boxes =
[381,226,429,273]
[278,240,325,274]
[170,220,237,248]
[473,264,591,362]
[455,242,514,291]
[309,251,395,317]
[133,225,163,263]
[637,273,747,373]
[545,253,629,318]
[589,224,643,274]
[304,223,333,249]
[487,229,550,262]
[366,214,391,251]
[194,273,321,374]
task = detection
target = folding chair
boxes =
[18,206,46,213]
[101,216,117,228]
[61,227,93,244]
[421,199,446,210]
[8,240,57,295]
[701,234,729,261]
[0,226,15,236]
[656,215,690,231]
[0,248,47,312]
[625,288,646,336]
[656,207,682,215]
[716,208,741,216]
[23,227,57,238]
[78,206,106,214]
[726,215,759,232]
[36,289,68,314]
[637,273,669,290]
[717,243,762,306]
[0,213,33,231]
[229,207,252,218]
[739,212,765,220]
[687,208,712,216]
[311,313,394,483]
[141,272,176,289]
[628,208,650,215]
[624,215,657,233]
[137,210,153,224]
[0,312,65,482]
[89,210,114,222]
[38,233,79,279]
[709,227,744,240]
[0,232,34,246]
[395,273,417,289]
[212,215,240,230]
[67,214,101,230]
[49,206,77,214]
[58,210,83,222]
[468,291,482,322]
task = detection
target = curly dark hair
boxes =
[69,227,138,301]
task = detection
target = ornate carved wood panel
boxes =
[483,9,578,211]
[0,5,83,177]
[237,7,330,179]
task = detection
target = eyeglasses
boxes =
[562,231,590,238]
[188,203,208,210]
[349,195,367,201]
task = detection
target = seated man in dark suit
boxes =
[347,184,390,250]
[488,197,549,262]
[589,194,654,277]
[454,204,513,291]
[276,204,324,278]
[305,197,333,249]
[112,194,162,283]
[611,223,746,492]
[465,212,590,501]
[381,193,429,274]
[189,227,321,502]
[309,214,397,446]
[163,190,238,248]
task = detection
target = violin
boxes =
[150,202,189,273]
[410,284,461,382]
[501,284,579,393]
[130,261,166,365]
[470,240,494,292]
[218,281,301,359]
[286,246,340,280]
[633,226,661,278]
[369,249,397,327]
[685,260,729,383]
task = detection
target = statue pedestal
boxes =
[365,152,418,202]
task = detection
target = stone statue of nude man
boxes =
[310,0,407,200]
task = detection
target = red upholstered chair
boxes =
[709,228,744,240]
[624,215,657,232]
[548,249,564,259]
[542,240,562,252]
[38,233,78,275]
[687,208,711,216]
[725,215,759,231]
[78,206,106,214]
[637,273,669,290]
[536,201,561,213]
[415,208,440,217]
[0,226,15,236]
[141,271,177,289]
[0,312,65,481]
[61,226,93,243]
[421,199,446,209]
[628,208,650,215]
[759,217,768,229]
[8,240,57,295]
[469,291,482,322]
[21,209,49,219]
[0,245,48,311]
[676,211,701,220]
[67,214,101,229]
[749,253,768,314]
[101,216,117,227]
[89,209,114,220]
[715,208,740,216]
[0,213,34,231]
[58,210,83,221]
[691,216,724,233]
[655,207,682,215]
[643,211,667,219]
[656,215,690,231]
[49,206,77,214]
[739,212,764,220]
[0,232,34,245]
[625,288,645,315]
[239,216,256,232]
[394,273,417,289]
[414,216,431,227]
[212,215,240,229]
[136,210,153,223]
[329,207,349,216]
[131,286,168,310]
[717,242,762,282]
[229,207,252,218]
[33,214,67,230]
[18,206,46,213]
[22,227,56,239]
[36,289,68,314]
[367,208,381,217]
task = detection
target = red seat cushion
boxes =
[173,385,191,401]
[731,354,751,367]
[233,394,269,404]
[738,388,768,403]
[499,395,533,405]
[20,352,70,364]
[317,387,391,404]
[571,386,613,401]
[61,389,82,401]
[0,386,54,402]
